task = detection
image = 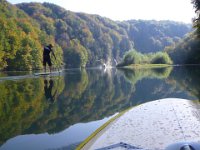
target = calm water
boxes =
[0,66,199,150]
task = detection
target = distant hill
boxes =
[123,20,192,53]
[0,0,192,70]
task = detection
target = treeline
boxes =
[16,2,134,68]
[165,33,200,64]
[120,20,191,53]
[164,0,200,64]
[0,0,191,70]
[17,2,190,68]
[0,0,63,71]
[117,49,172,67]
[192,0,200,37]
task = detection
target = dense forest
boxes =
[120,20,191,53]
[0,0,191,70]
[164,0,200,64]
[165,33,200,64]
[0,0,63,70]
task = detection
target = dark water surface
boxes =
[0,66,199,150]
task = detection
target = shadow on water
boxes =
[0,66,200,149]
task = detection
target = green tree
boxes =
[192,0,200,36]
[66,39,88,68]
[117,49,172,67]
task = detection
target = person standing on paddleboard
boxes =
[43,44,56,72]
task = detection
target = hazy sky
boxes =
[7,0,196,23]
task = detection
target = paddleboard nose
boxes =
[180,144,195,150]
[165,142,199,150]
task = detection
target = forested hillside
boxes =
[0,0,191,70]
[0,0,63,70]
[165,0,200,64]
[120,20,191,53]
[165,33,200,64]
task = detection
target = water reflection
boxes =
[44,79,56,103]
[118,66,172,85]
[0,66,200,149]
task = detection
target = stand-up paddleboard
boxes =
[34,70,62,76]
[77,98,200,150]
[0,70,63,81]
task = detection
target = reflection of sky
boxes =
[0,114,116,150]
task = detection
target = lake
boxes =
[0,66,199,150]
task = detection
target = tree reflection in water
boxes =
[0,66,199,148]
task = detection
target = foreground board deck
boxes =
[78,98,200,150]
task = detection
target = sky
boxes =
[7,0,196,23]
